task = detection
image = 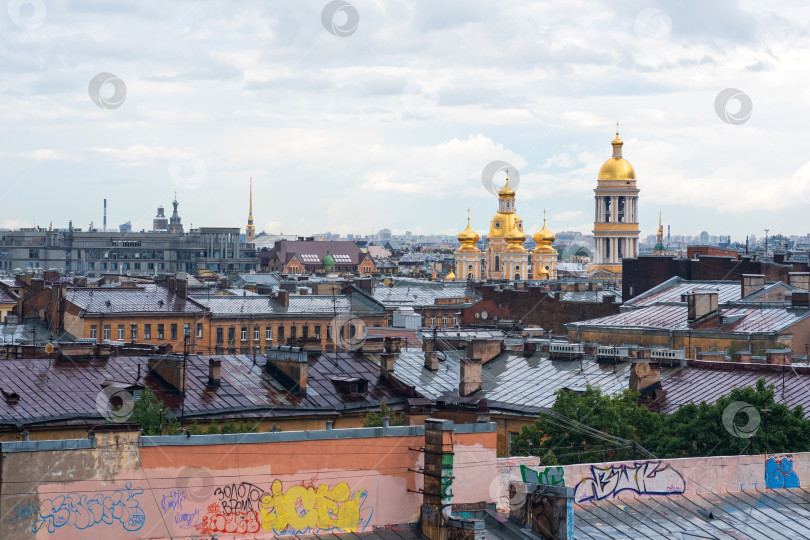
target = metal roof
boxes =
[655,360,810,419]
[372,284,480,307]
[571,305,810,334]
[0,352,406,427]
[560,290,620,303]
[65,284,207,314]
[575,488,810,539]
[193,294,383,316]
[390,349,680,411]
[626,277,743,307]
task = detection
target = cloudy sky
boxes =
[2,0,809,241]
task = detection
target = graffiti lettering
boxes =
[34,483,145,533]
[161,490,186,513]
[574,461,685,502]
[8,498,39,527]
[521,465,565,486]
[175,509,200,529]
[766,457,800,489]
[213,482,264,514]
[194,480,371,536]
[566,498,574,540]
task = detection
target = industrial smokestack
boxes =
[103,199,107,232]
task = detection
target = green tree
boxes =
[128,389,170,435]
[363,399,405,427]
[511,379,810,464]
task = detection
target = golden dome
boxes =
[490,213,523,238]
[445,270,456,281]
[598,129,635,181]
[533,218,555,246]
[457,215,480,245]
[498,177,516,198]
[504,224,526,252]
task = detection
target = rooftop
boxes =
[64,284,207,315]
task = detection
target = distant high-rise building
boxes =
[119,221,132,233]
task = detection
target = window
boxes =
[90,325,97,339]
[101,263,107,270]
[278,326,285,343]
[171,324,178,340]
[217,328,223,343]
[148,263,154,270]
[494,255,500,271]
[117,325,124,340]
[183,323,190,337]
[452,317,458,326]
[111,262,117,270]
[131,324,138,340]
[197,323,203,339]
[241,327,247,341]
[144,324,151,340]
[430,317,436,326]
[290,326,297,340]
[103,325,111,340]
[442,318,447,326]
[265,327,272,341]
[302,325,309,339]
[228,327,235,342]
[88,262,94,270]
[158,324,165,340]
[158,263,164,270]
[327,325,332,339]
[314,325,321,339]
[253,327,260,341]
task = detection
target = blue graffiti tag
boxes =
[765,457,800,489]
[33,482,145,533]
[8,498,39,526]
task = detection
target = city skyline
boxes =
[3,1,810,239]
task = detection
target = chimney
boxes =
[384,336,403,354]
[685,290,718,325]
[176,278,188,299]
[147,354,188,395]
[207,358,221,386]
[629,360,661,396]
[741,274,765,298]
[275,289,290,308]
[167,275,176,294]
[355,278,373,294]
[466,338,502,364]
[380,352,396,380]
[737,350,752,363]
[765,349,791,365]
[265,346,307,394]
[789,272,810,292]
[459,357,482,396]
[422,337,438,370]
[790,291,810,308]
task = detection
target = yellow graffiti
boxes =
[259,479,363,533]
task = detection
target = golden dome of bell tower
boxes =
[485,170,528,280]
[589,124,640,278]
[454,209,482,281]
[532,210,558,279]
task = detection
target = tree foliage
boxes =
[510,379,810,464]
[363,399,405,427]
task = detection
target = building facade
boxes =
[0,225,258,275]
[589,129,640,277]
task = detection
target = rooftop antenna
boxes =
[103,199,107,233]
[765,229,770,257]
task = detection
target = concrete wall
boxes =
[0,423,496,539]
[489,452,809,508]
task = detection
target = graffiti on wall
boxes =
[191,479,371,536]
[8,498,39,529]
[160,489,200,529]
[766,456,800,490]
[520,465,565,486]
[441,454,454,510]
[574,461,685,502]
[33,483,145,533]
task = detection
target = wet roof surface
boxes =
[193,294,383,315]
[0,352,404,426]
[372,284,480,307]
[655,360,810,419]
[65,284,207,314]
[575,487,810,539]
[391,349,680,411]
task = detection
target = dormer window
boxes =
[330,377,369,396]
[494,222,501,229]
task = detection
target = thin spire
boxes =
[249,177,253,214]
[616,121,619,138]
[467,207,471,225]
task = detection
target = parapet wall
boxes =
[0,423,496,539]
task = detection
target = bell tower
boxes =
[246,177,256,243]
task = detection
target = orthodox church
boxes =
[452,173,557,282]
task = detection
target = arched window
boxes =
[467,272,473,279]
[494,255,500,271]
[514,273,520,280]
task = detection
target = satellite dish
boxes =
[635,361,651,377]
[481,311,488,320]
[45,343,55,354]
